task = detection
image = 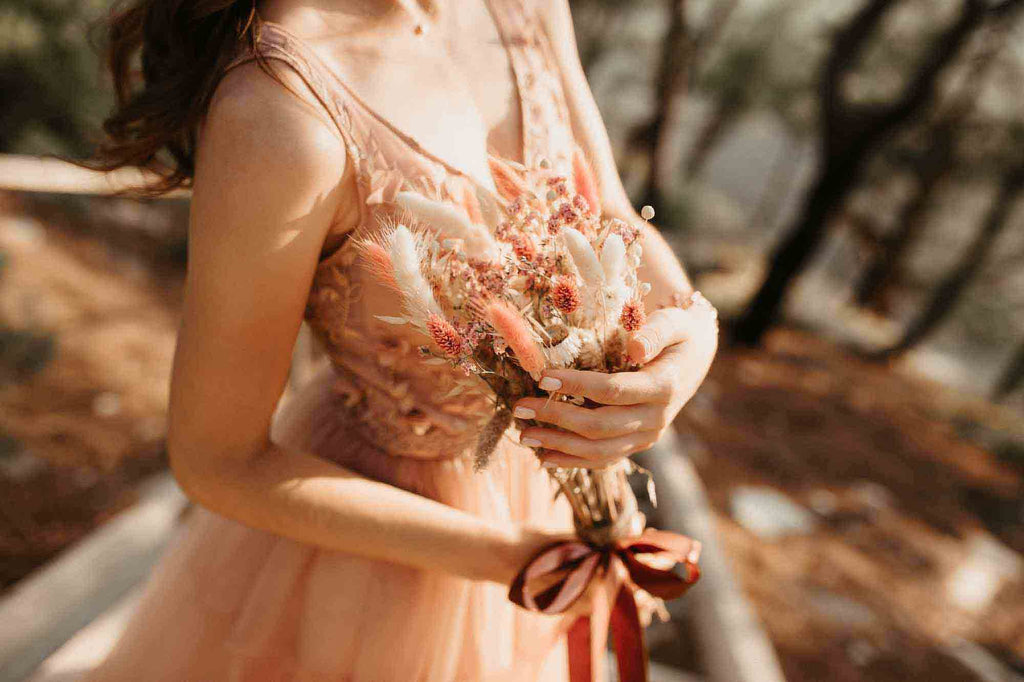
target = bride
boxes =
[85,0,718,679]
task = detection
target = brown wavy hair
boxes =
[88,0,284,196]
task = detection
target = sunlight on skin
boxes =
[272,228,306,250]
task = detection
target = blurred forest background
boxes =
[1,0,1023,680]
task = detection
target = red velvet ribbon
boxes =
[508,528,701,682]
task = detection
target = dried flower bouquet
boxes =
[353,151,657,547]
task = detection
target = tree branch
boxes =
[821,0,899,140]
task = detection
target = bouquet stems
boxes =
[546,461,646,547]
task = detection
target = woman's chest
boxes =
[319,11,525,179]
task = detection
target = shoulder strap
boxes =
[484,0,576,174]
[219,24,363,163]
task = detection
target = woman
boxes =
[86,0,718,679]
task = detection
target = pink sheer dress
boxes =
[85,1,589,680]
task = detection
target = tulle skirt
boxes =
[85,364,576,681]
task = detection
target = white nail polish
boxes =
[640,337,653,361]
[538,377,562,391]
[521,437,542,448]
[513,406,536,419]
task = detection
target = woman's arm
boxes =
[168,62,562,586]
[534,0,694,311]
[512,1,719,468]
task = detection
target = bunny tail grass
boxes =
[483,299,547,380]
[474,405,512,471]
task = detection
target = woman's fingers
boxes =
[522,428,662,468]
[626,305,694,364]
[513,398,669,439]
[538,367,672,405]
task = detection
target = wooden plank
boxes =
[636,431,788,682]
[27,589,143,682]
[0,474,187,682]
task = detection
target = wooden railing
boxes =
[0,154,187,198]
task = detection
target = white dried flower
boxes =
[600,233,626,286]
[545,327,600,368]
[560,227,604,290]
[395,191,499,261]
[387,225,443,327]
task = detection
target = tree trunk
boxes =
[854,137,953,311]
[732,159,859,344]
[878,160,1024,359]
[640,0,693,210]
[683,99,738,180]
[578,5,619,79]
[732,0,995,346]
[994,340,1024,401]
[855,6,1011,313]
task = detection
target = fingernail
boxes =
[541,460,560,469]
[639,336,653,361]
[538,377,562,391]
[521,437,542,447]
[513,406,536,419]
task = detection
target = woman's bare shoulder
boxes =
[197,59,349,192]
[189,59,352,257]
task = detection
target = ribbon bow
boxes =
[509,528,700,682]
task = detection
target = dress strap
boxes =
[483,0,576,175]
[220,25,364,167]
[225,22,478,195]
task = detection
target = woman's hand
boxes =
[514,296,718,469]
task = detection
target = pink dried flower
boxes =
[489,157,531,202]
[494,221,514,242]
[427,314,464,358]
[610,219,641,245]
[458,320,485,349]
[521,272,539,292]
[483,299,546,379]
[620,298,647,332]
[354,239,398,291]
[572,193,591,215]
[546,176,569,198]
[555,204,582,234]
[511,234,537,262]
[470,259,507,295]
[551,276,581,314]
[507,197,525,217]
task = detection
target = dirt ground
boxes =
[0,192,181,588]
[1,193,1022,681]
[675,328,1024,681]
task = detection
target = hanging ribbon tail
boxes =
[508,528,701,682]
[609,586,648,682]
[566,616,593,682]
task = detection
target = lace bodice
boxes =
[224,0,580,460]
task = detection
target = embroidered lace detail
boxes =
[222,0,577,460]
